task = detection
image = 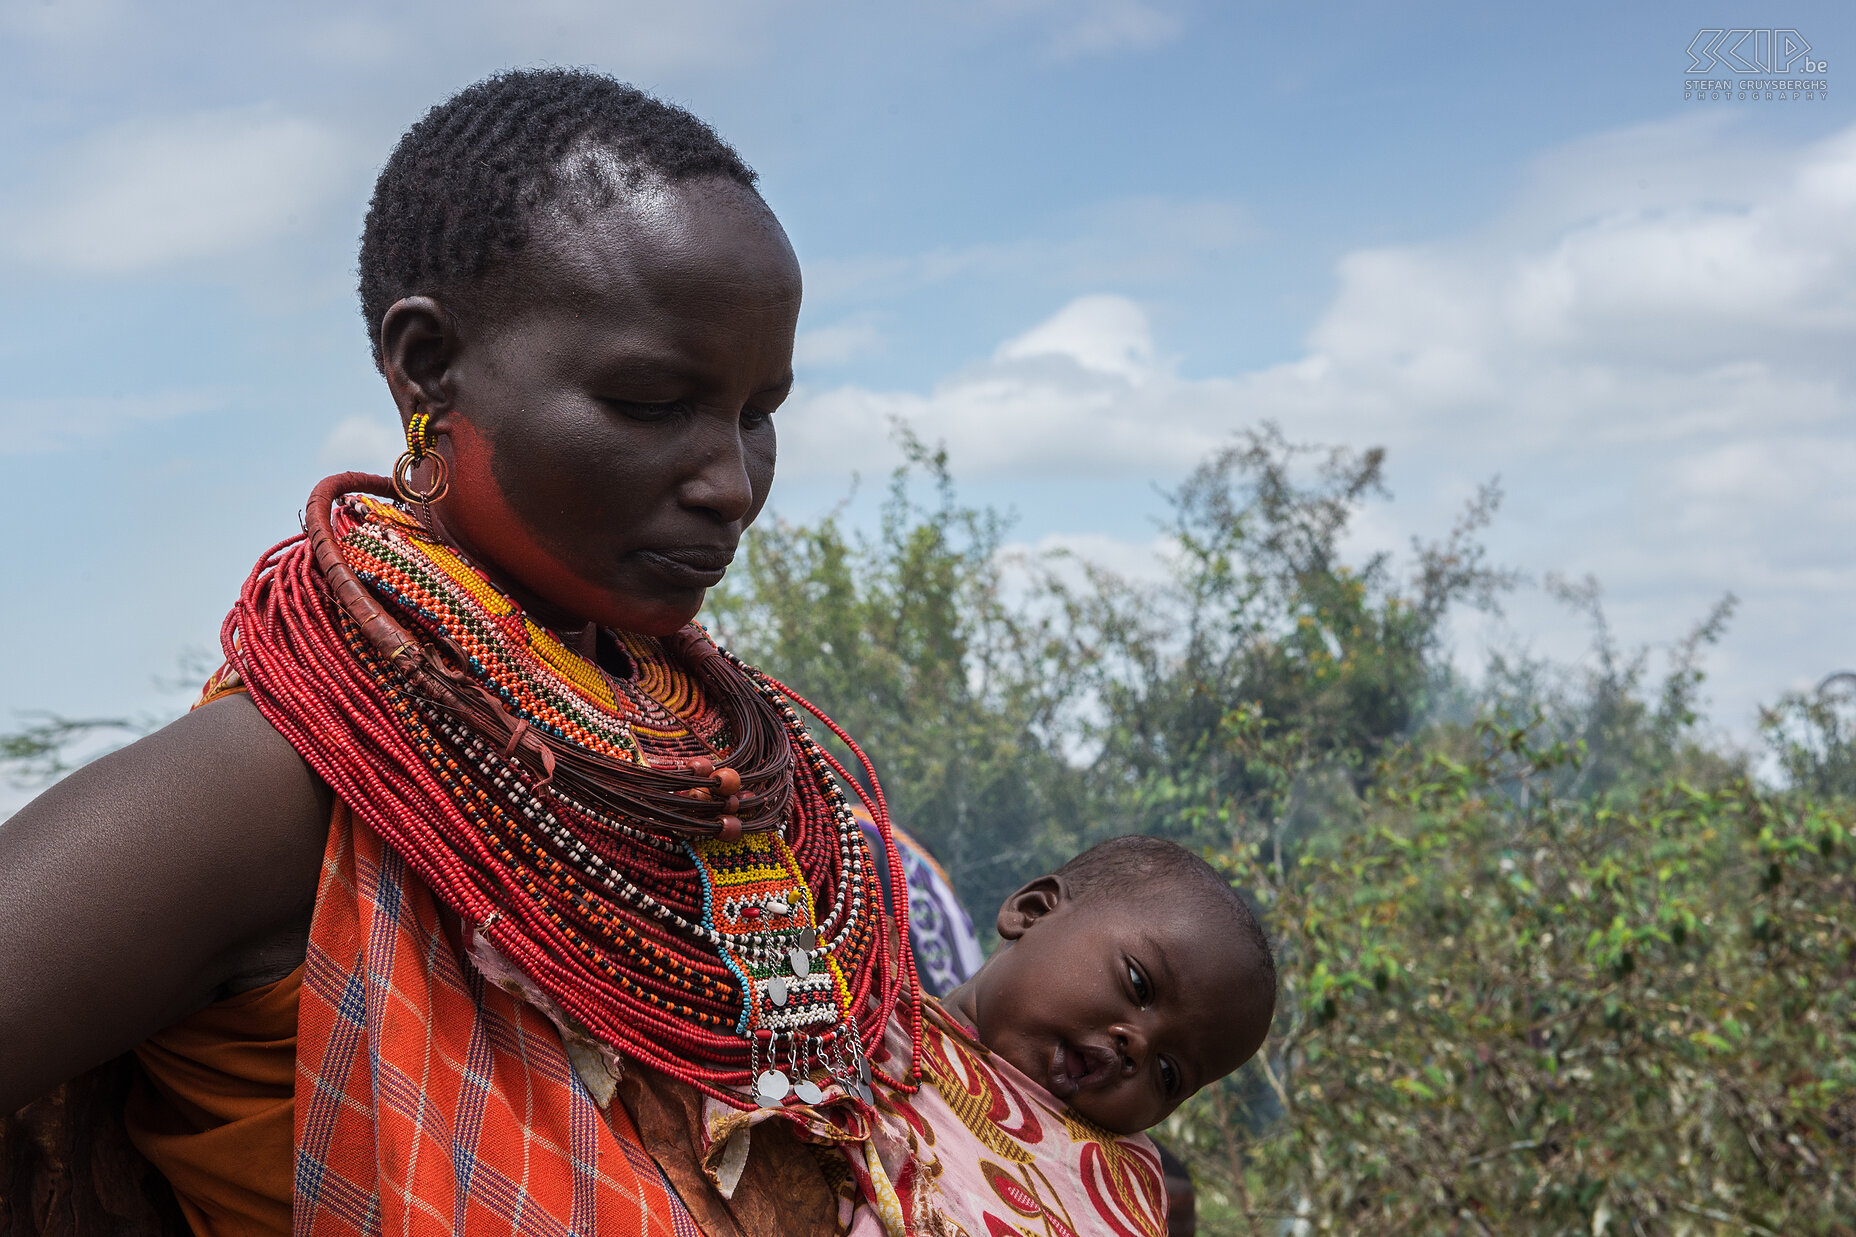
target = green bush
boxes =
[1182,728,1856,1235]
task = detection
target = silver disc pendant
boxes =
[853,1080,874,1105]
[798,927,818,951]
[794,1079,825,1105]
[756,1070,791,1105]
[789,948,812,978]
[768,976,789,1007]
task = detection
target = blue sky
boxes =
[4,0,1855,783]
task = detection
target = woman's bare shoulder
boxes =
[0,693,330,1112]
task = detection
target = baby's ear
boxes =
[995,876,1063,942]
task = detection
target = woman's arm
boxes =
[0,692,330,1112]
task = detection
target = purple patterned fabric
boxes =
[854,809,985,998]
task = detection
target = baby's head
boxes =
[946,836,1276,1135]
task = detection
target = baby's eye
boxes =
[1159,1058,1179,1096]
[1127,960,1152,1007]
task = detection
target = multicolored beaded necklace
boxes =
[227,473,921,1111]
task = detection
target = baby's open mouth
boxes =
[1048,1039,1118,1099]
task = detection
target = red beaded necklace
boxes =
[226,474,921,1110]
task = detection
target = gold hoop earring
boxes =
[393,410,450,505]
[393,450,449,505]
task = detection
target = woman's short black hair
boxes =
[357,67,759,366]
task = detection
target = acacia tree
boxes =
[1761,682,1856,801]
[1049,423,1512,861]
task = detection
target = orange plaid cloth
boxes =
[295,803,703,1237]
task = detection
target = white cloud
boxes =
[953,0,1184,60]
[797,116,1856,481]
[806,195,1253,305]
[0,390,234,454]
[1231,129,1856,469]
[795,317,886,369]
[1,0,779,77]
[285,11,405,67]
[5,108,354,274]
[996,293,1156,381]
[1009,529,1176,583]
[319,414,404,471]
[1042,0,1182,58]
[449,0,779,69]
[0,0,130,44]
[781,115,1856,734]
[780,294,1243,479]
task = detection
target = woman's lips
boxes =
[636,546,734,587]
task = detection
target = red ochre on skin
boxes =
[387,179,800,641]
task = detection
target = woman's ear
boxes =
[379,296,461,431]
[995,876,1063,942]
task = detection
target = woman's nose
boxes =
[680,415,755,523]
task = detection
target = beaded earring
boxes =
[393,409,450,505]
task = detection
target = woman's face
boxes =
[396,176,802,636]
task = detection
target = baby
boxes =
[833,834,1276,1236]
[943,834,1277,1136]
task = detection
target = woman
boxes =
[0,70,1164,1237]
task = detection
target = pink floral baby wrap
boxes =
[695,1000,1168,1237]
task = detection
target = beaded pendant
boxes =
[689,831,872,1104]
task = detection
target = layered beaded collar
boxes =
[228,477,921,1112]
